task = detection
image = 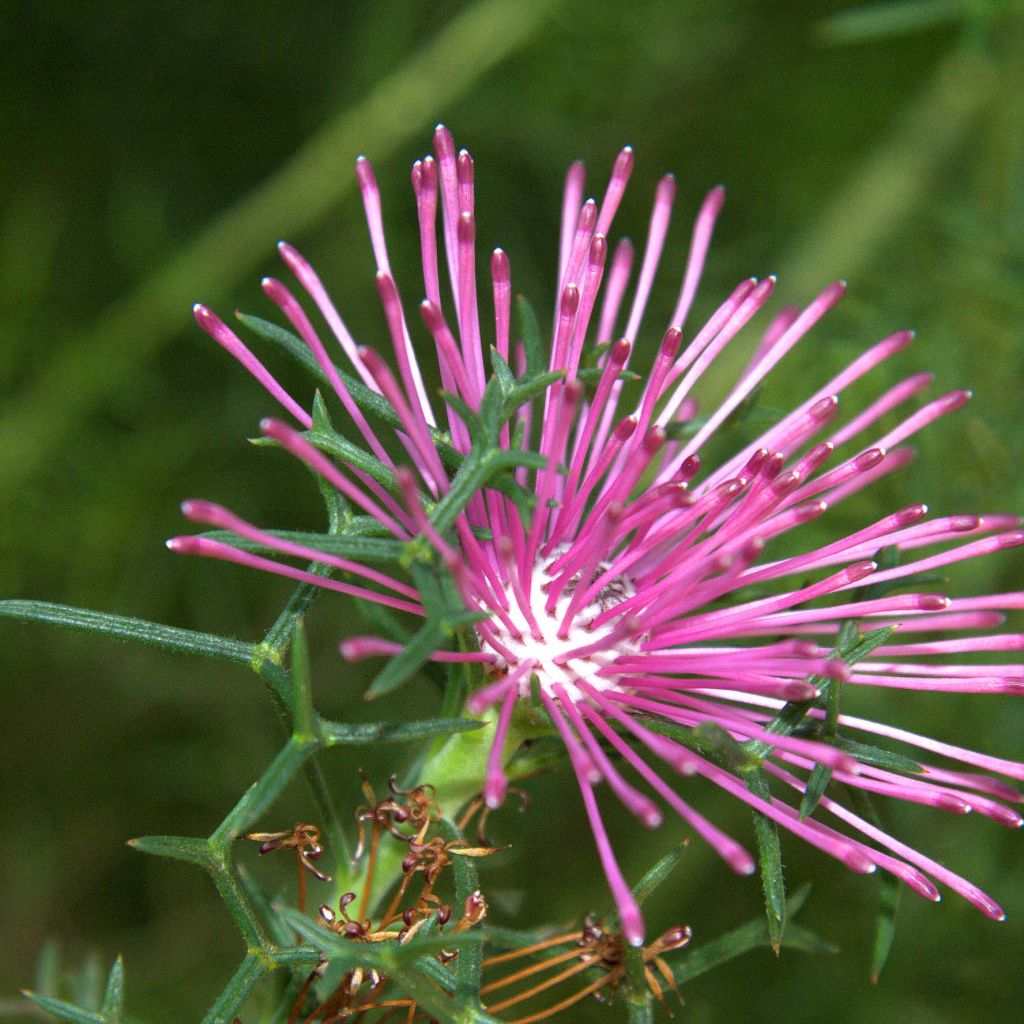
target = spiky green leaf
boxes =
[832,737,924,774]
[675,887,835,985]
[871,867,903,983]
[505,369,565,409]
[238,312,464,468]
[126,835,218,870]
[320,717,483,745]
[290,620,315,737]
[0,601,252,665]
[516,295,544,379]
[746,768,786,953]
[839,625,899,665]
[20,993,106,1024]
[365,619,446,699]
[33,941,62,998]
[799,763,833,819]
[99,957,124,1023]
[489,346,516,392]
[632,842,689,909]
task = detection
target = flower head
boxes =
[172,126,1023,946]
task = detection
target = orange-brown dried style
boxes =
[275,778,499,1024]
[245,822,330,912]
[481,917,692,1023]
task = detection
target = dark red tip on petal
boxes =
[642,426,667,454]
[180,499,227,525]
[822,280,848,307]
[613,146,634,177]
[783,681,819,701]
[855,448,886,471]
[660,326,683,359]
[420,299,443,331]
[166,535,201,554]
[705,184,726,214]
[578,198,597,229]
[810,395,839,421]
[679,454,701,481]
[355,155,376,191]
[614,417,638,441]
[897,503,929,526]
[610,338,632,365]
[491,248,509,281]
[846,560,878,583]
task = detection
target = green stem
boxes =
[254,654,354,869]
[269,945,324,968]
[210,854,272,951]
[200,953,267,1024]
[624,944,654,1024]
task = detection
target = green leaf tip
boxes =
[365,619,446,699]
[515,294,543,379]
[127,834,218,871]
[870,868,903,983]
[798,763,833,820]
[673,883,834,987]
[100,956,125,1023]
[21,992,106,1024]
[631,842,689,908]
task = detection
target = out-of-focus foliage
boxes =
[1,1,1021,1022]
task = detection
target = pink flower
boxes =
[171,126,1023,946]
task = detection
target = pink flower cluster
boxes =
[172,127,1023,946]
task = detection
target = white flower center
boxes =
[487,559,639,703]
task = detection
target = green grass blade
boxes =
[819,0,963,46]
[212,736,314,844]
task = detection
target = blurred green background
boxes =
[2,0,1023,1021]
